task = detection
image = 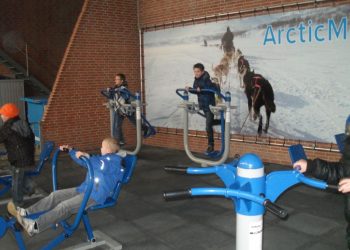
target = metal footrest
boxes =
[62,230,122,250]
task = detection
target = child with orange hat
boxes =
[0,103,35,206]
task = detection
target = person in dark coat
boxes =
[293,115,350,249]
[0,103,35,206]
[110,73,150,146]
[187,63,220,153]
[221,27,234,53]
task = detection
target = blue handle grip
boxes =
[164,187,287,218]
[175,88,189,100]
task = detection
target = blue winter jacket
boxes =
[110,85,133,103]
[69,149,123,204]
[192,71,219,112]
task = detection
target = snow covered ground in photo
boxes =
[144,6,350,142]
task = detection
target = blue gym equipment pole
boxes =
[176,88,233,167]
[164,152,338,250]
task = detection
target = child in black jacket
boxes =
[0,103,35,206]
[293,116,350,248]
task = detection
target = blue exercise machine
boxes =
[0,147,137,250]
[101,88,156,139]
[164,146,337,250]
[175,88,234,166]
[0,141,54,196]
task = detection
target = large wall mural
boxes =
[144,5,350,142]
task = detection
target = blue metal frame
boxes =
[101,88,156,138]
[165,148,333,217]
[176,88,229,102]
[0,148,138,250]
[176,88,229,158]
[335,133,346,153]
[0,141,54,196]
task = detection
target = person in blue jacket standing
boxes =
[111,73,150,145]
[187,63,220,153]
[7,137,124,236]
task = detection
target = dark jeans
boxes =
[11,167,35,206]
[112,111,147,143]
[112,111,126,143]
[204,110,221,147]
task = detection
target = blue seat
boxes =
[288,144,307,164]
[49,153,138,249]
[0,141,54,196]
[335,133,346,153]
[88,154,137,211]
[0,151,137,250]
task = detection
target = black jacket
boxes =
[192,71,219,112]
[0,117,35,168]
[306,136,350,248]
[306,136,350,183]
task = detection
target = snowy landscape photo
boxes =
[144,5,350,142]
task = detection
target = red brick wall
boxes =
[41,0,140,150]
[139,0,348,164]
[0,0,84,89]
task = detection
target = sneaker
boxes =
[7,201,27,218]
[119,141,125,146]
[213,119,221,126]
[206,145,214,153]
[17,216,38,237]
[143,126,148,137]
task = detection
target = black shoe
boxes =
[206,145,214,153]
[213,119,221,126]
[143,126,149,137]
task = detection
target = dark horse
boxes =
[243,69,276,135]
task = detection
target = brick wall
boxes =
[138,0,348,164]
[37,0,346,163]
[41,0,140,150]
[0,64,13,78]
[0,0,84,89]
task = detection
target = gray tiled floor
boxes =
[0,145,347,249]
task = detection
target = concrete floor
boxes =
[0,145,347,249]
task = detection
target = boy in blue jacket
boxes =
[186,63,221,153]
[7,137,123,236]
[110,73,150,145]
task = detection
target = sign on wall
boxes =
[144,5,350,142]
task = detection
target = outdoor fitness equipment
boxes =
[163,146,338,250]
[101,88,156,155]
[0,141,54,196]
[0,147,137,250]
[175,88,233,166]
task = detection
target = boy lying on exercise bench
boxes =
[7,137,124,236]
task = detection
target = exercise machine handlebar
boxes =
[164,166,188,174]
[164,166,220,175]
[176,88,228,101]
[294,169,338,191]
[51,148,95,232]
[263,200,288,219]
[163,187,288,219]
[101,88,136,99]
